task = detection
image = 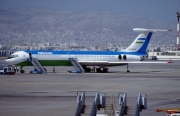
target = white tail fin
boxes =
[123,28,172,54]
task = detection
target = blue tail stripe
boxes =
[136,32,153,54]
[138,38,146,40]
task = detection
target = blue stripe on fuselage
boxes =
[24,50,146,56]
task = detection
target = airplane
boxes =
[5,28,172,73]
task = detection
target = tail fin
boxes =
[123,28,172,54]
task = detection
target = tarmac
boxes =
[0,57,180,116]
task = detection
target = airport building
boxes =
[0,50,15,57]
[148,50,180,60]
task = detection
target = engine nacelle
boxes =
[118,55,141,61]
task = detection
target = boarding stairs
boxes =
[125,106,135,116]
[29,58,46,74]
[75,92,115,116]
[75,92,147,116]
[68,58,85,73]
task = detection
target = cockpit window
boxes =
[6,54,19,59]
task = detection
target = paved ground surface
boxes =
[0,57,180,116]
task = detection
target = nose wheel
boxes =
[20,66,25,73]
[20,70,25,73]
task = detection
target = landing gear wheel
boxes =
[85,67,91,73]
[96,68,108,73]
[96,68,101,73]
[102,68,108,73]
[20,70,25,73]
[82,66,91,73]
[127,70,130,72]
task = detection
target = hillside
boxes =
[0,8,177,48]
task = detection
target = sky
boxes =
[0,0,180,23]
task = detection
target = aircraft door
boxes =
[29,53,32,61]
[67,52,71,59]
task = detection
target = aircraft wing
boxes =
[78,60,172,66]
[108,61,172,64]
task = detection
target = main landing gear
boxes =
[86,65,130,73]
[96,68,109,73]
[83,66,109,73]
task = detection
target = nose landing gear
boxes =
[20,66,25,73]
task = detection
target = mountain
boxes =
[0,8,177,49]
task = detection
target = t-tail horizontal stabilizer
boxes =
[133,28,172,32]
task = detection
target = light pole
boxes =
[176,12,180,50]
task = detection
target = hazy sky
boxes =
[0,0,179,23]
